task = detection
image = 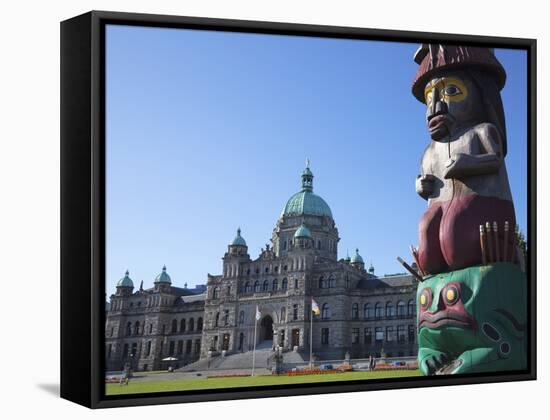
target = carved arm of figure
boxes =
[416,174,436,200]
[416,148,436,200]
[443,124,504,180]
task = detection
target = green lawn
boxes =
[106,370,421,395]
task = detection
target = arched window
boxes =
[280,306,286,322]
[239,311,245,325]
[272,278,278,290]
[226,285,231,296]
[134,321,140,335]
[126,322,132,336]
[262,280,269,291]
[407,299,416,316]
[386,301,395,318]
[364,303,372,319]
[319,276,325,289]
[171,319,178,333]
[328,275,335,288]
[282,240,287,250]
[188,318,194,332]
[397,301,406,317]
[213,287,219,299]
[294,278,299,289]
[197,317,203,331]
[244,281,251,293]
[282,278,288,290]
[352,303,359,319]
[375,302,383,319]
[180,319,186,333]
[214,313,219,327]
[322,303,330,319]
[254,280,260,292]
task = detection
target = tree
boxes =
[516,226,527,261]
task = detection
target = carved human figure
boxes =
[412,45,516,275]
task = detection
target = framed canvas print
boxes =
[60,10,536,408]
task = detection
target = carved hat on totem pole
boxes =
[411,44,507,103]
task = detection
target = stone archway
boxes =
[260,315,274,342]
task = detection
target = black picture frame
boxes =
[60,10,537,409]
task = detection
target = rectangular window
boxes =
[375,327,384,343]
[186,339,192,354]
[177,340,183,354]
[386,326,394,342]
[352,328,360,344]
[408,325,416,342]
[364,328,372,344]
[107,344,112,358]
[321,328,329,345]
[398,326,406,342]
[293,304,298,320]
[195,339,201,354]
[146,341,151,356]
[169,340,175,356]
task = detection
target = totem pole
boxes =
[411,45,527,375]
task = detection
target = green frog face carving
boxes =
[417,263,527,375]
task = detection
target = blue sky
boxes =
[106,24,527,295]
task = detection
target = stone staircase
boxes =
[180,341,306,372]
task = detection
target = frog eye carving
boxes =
[443,284,460,305]
[419,288,432,310]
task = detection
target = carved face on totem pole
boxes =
[411,44,527,376]
[424,72,484,141]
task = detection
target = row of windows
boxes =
[168,339,201,356]
[281,238,335,252]
[351,301,416,320]
[242,277,297,294]
[120,317,204,337]
[170,317,203,334]
[319,325,416,346]
[113,296,171,311]
[315,301,415,320]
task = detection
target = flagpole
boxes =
[252,307,258,376]
[309,298,314,368]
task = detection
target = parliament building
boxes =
[105,164,419,372]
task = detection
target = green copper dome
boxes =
[155,265,172,284]
[117,270,134,288]
[350,248,364,264]
[294,224,312,239]
[281,162,333,219]
[230,228,247,247]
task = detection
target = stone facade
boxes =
[105,164,419,371]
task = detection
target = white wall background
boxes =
[0,0,547,417]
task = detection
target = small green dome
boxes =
[230,228,247,247]
[155,265,172,284]
[294,224,312,239]
[117,270,134,288]
[281,162,332,219]
[350,248,364,264]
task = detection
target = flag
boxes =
[255,305,261,321]
[311,298,320,315]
